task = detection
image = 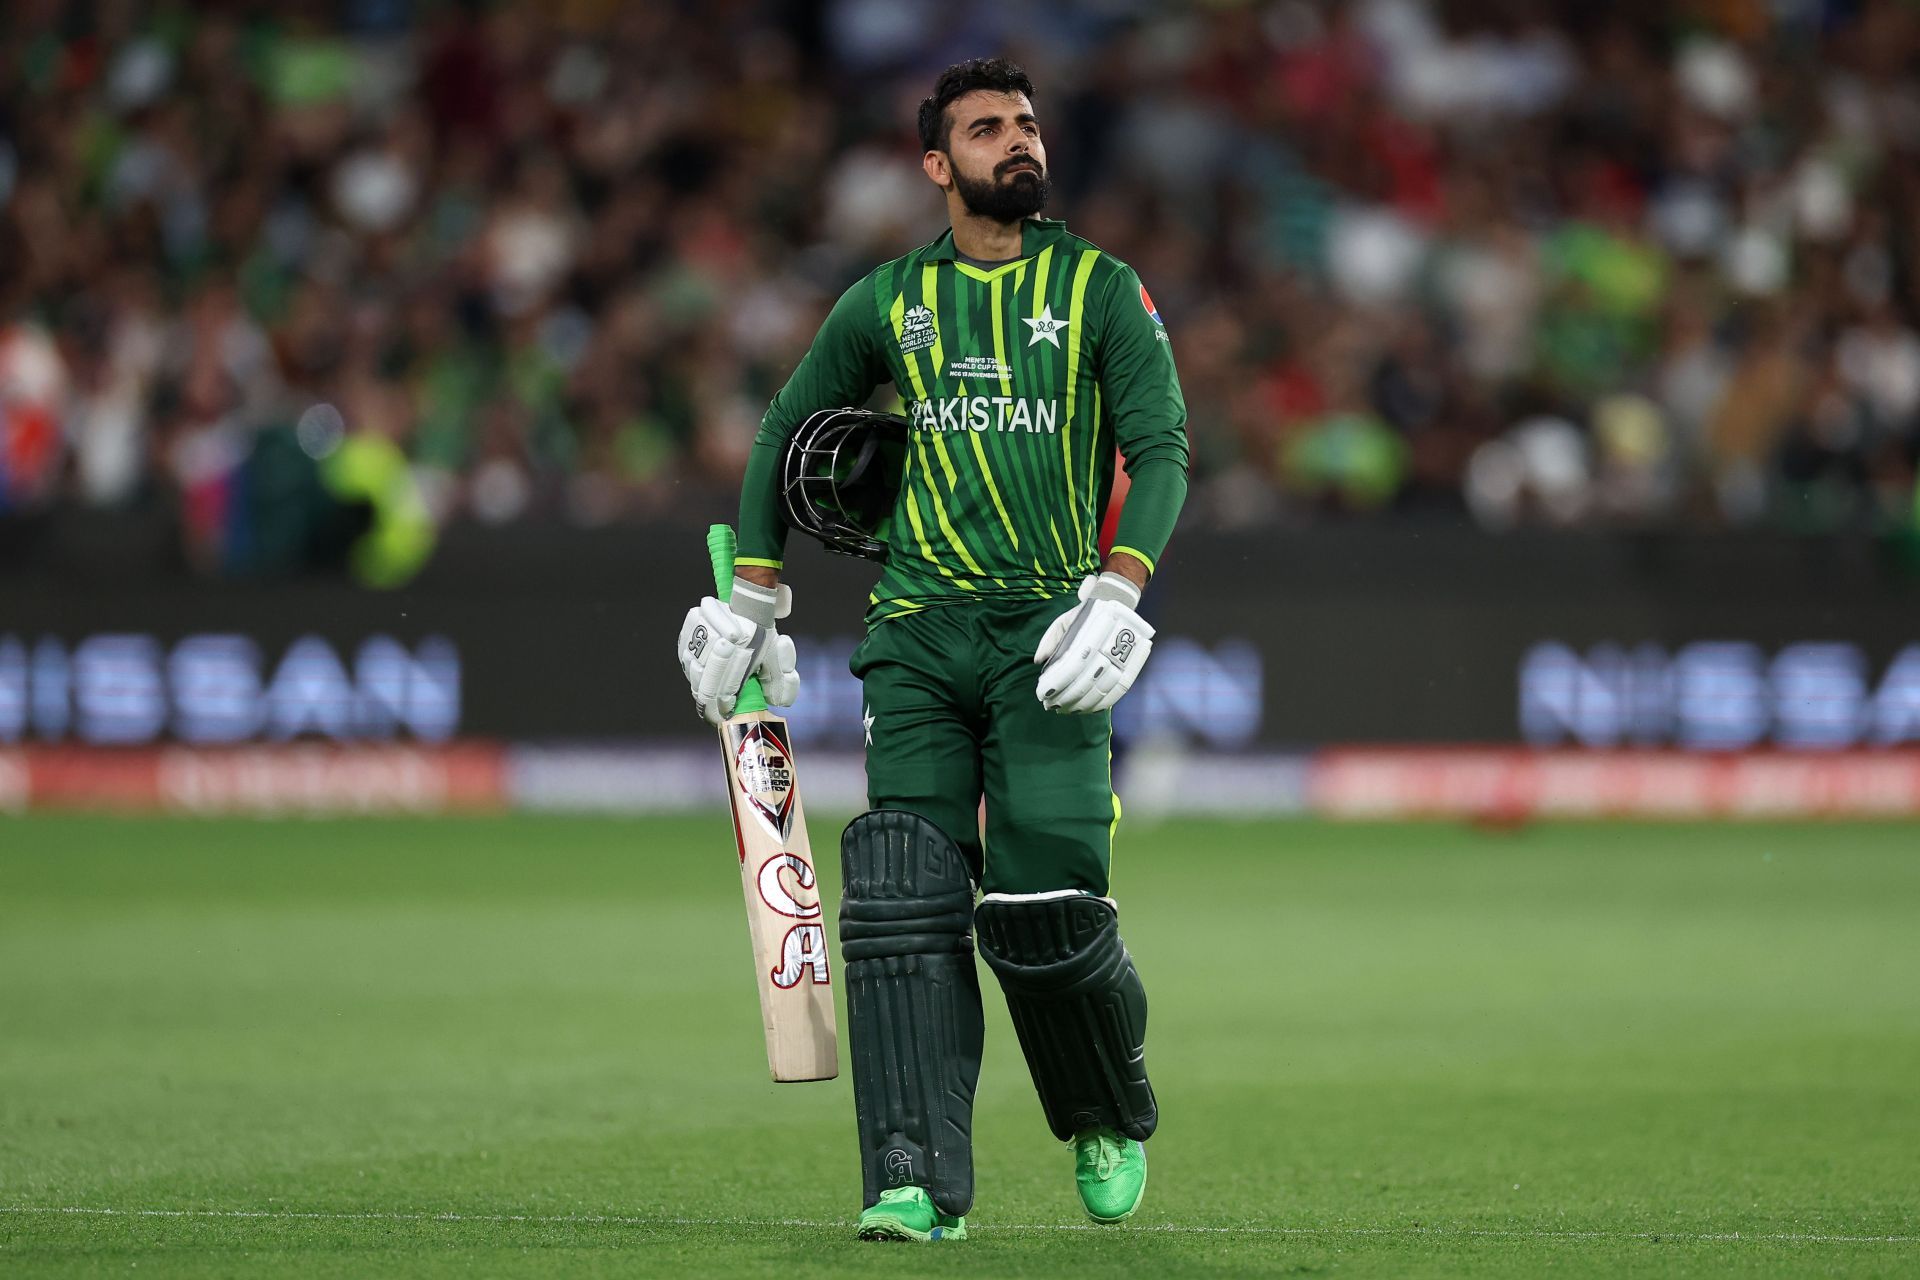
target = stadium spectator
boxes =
[5,0,1920,576]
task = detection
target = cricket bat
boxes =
[706,524,839,1083]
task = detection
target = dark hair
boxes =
[917,58,1037,154]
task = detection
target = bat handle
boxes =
[706,524,768,716]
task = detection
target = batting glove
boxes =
[729,577,800,708]
[1033,573,1155,715]
[677,579,799,725]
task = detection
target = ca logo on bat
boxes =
[757,852,829,988]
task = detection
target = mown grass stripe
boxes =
[3,1207,1909,1246]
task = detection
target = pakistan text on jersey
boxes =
[909,396,1062,435]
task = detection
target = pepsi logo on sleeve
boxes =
[1139,284,1162,325]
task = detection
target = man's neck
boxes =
[949,210,1026,262]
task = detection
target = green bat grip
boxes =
[706,524,768,715]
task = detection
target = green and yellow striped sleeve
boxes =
[1097,264,1189,575]
[737,278,886,568]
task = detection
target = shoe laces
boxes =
[875,1187,924,1207]
[1078,1128,1127,1180]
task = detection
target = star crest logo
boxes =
[1023,304,1069,348]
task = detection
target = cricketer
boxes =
[677,56,1189,1241]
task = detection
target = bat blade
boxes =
[720,707,839,1083]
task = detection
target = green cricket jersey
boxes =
[738,217,1189,624]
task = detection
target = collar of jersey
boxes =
[921,217,1068,276]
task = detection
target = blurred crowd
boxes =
[5,0,1920,578]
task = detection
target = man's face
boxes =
[928,89,1050,224]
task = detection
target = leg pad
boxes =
[975,891,1157,1143]
[840,809,983,1217]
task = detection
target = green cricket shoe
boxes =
[855,1187,968,1242]
[1073,1127,1147,1224]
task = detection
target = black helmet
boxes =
[779,408,908,561]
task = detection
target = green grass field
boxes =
[2,814,1917,1278]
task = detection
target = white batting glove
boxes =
[676,579,799,725]
[730,577,801,708]
[1033,573,1155,715]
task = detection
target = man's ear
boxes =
[923,150,951,191]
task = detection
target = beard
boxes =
[952,156,1051,223]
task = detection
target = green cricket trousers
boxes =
[849,596,1120,896]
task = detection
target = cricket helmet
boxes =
[779,407,909,561]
